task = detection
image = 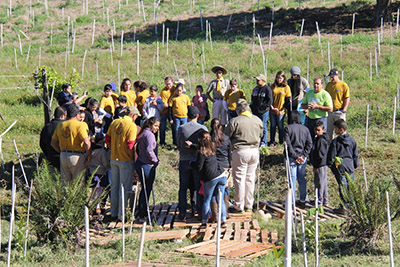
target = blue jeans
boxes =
[178,160,203,217]
[160,113,168,145]
[202,176,227,223]
[333,172,354,204]
[172,116,187,145]
[269,113,285,145]
[305,117,327,142]
[285,157,307,202]
[135,160,157,218]
[256,111,269,145]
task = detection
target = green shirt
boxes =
[303,89,333,119]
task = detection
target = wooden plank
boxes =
[250,230,257,243]
[189,226,200,239]
[144,229,189,241]
[244,245,281,259]
[270,231,278,243]
[164,203,178,229]
[203,225,214,241]
[227,243,266,258]
[243,221,250,230]
[261,230,269,244]
[151,205,162,219]
[175,240,216,252]
[240,229,248,242]
[222,228,233,240]
[223,242,256,257]
[219,241,255,256]
[156,204,170,226]
[172,221,202,228]
[233,222,241,241]
[194,240,238,255]
[252,219,260,231]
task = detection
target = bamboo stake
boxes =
[340,36,343,62]
[118,0,121,12]
[300,18,304,37]
[396,9,399,35]
[386,191,395,267]
[268,22,273,50]
[315,189,319,267]
[136,40,139,75]
[25,44,30,63]
[216,189,222,267]
[252,14,256,38]
[316,21,321,46]
[72,29,76,53]
[381,17,384,39]
[120,30,124,57]
[137,221,146,267]
[91,19,96,45]
[106,8,110,26]
[377,31,381,56]
[50,24,53,46]
[14,48,18,69]
[365,104,369,148]
[39,46,41,66]
[7,165,16,267]
[300,212,308,267]
[199,4,203,32]
[121,184,125,262]
[284,189,293,267]
[110,45,113,66]
[85,206,89,267]
[141,1,146,22]
[361,158,368,192]
[166,28,169,56]
[117,62,121,89]
[23,178,33,257]
[13,139,29,187]
[375,47,378,76]
[18,34,22,55]
[225,14,232,33]
[352,13,355,35]
[50,80,56,109]
[81,50,87,78]
[201,53,205,83]
[208,22,213,50]
[369,53,372,83]
[96,61,99,86]
[137,0,141,15]
[134,26,136,41]
[0,24,3,47]
[250,41,255,67]
[175,20,180,41]
[129,185,138,235]
[162,23,165,46]
[393,97,397,135]
[156,41,159,65]
[187,69,192,94]
[327,41,331,70]
[284,142,297,239]
[191,42,195,66]
[307,54,309,82]
[257,163,260,211]
[257,34,267,79]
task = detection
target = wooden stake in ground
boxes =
[7,165,16,267]
[361,157,368,192]
[300,212,308,267]
[393,97,397,135]
[120,30,124,57]
[340,36,343,62]
[284,189,293,266]
[81,50,87,78]
[257,34,267,79]
[26,44,31,62]
[369,53,373,83]
[216,189,222,267]
[91,19,96,45]
[176,20,180,41]
[136,40,140,75]
[162,23,165,46]
[137,222,147,267]
[327,41,331,70]
[117,62,121,90]
[166,28,169,56]
[208,22,213,50]
[0,24,3,47]
[110,45,113,66]
[38,46,41,66]
[396,9,399,35]
[268,22,273,50]
[18,34,23,55]
[199,4,204,32]
[316,21,321,46]
[156,41,159,65]
[386,191,395,267]
[129,185,138,235]
[375,47,379,76]
[96,61,99,86]
[307,54,309,82]
[121,184,125,262]
[85,205,89,267]
[141,1,146,22]
[377,31,381,55]
[0,120,17,168]
[315,189,319,267]
[106,8,110,26]
[13,139,29,187]
[134,26,137,41]
[365,104,369,148]
[300,18,304,37]
[225,14,232,33]
[14,48,18,69]
[250,41,255,67]
[352,13,355,35]
[257,163,260,211]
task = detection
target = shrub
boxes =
[31,162,108,245]
[341,174,400,250]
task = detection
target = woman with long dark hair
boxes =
[135,117,160,220]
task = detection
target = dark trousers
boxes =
[178,160,203,217]
[135,160,157,218]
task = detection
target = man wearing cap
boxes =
[225,99,263,213]
[105,106,140,221]
[177,106,208,220]
[159,76,176,146]
[287,66,310,124]
[302,77,333,141]
[250,74,273,147]
[51,104,91,183]
[326,69,350,140]
[206,65,230,126]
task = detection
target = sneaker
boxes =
[200,223,207,229]
[178,213,186,221]
[296,201,306,209]
[260,142,267,147]
[244,207,252,213]
[221,222,227,228]
[333,206,346,215]
[269,143,275,147]
[228,207,244,214]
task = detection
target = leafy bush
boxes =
[341,174,400,250]
[31,162,107,244]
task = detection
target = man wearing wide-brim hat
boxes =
[206,65,230,126]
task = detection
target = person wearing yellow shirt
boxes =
[51,104,91,183]
[119,78,136,107]
[270,71,291,146]
[168,83,190,146]
[206,65,230,126]
[100,84,116,133]
[105,106,140,221]
[134,80,150,116]
[159,76,176,146]
[224,79,246,120]
[325,68,350,140]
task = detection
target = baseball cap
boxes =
[329,69,339,77]
[187,106,200,119]
[120,106,141,117]
[254,74,266,81]
[290,66,301,75]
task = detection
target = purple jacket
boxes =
[137,128,158,165]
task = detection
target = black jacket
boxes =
[327,133,359,176]
[216,134,231,169]
[250,84,273,116]
[40,118,64,168]
[310,132,330,168]
[284,123,312,159]
[190,153,225,183]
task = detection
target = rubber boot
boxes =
[224,195,230,219]
[210,200,218,223]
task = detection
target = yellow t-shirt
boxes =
[160,86,175,114]
[100,95,115,116]
[325,81,350,111]
[107,116,137,161]
[136,90,150,114]
[120,90,136,107]
[272,85,291,114]
[52,119,89,152]
[168,94,191,118]
[111,92,119,104]
[224,89,246,111]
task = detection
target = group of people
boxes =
[39,64,359,226]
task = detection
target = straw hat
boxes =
[211,65,227,75]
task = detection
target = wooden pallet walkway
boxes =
[176,240,281,260]
[259,200,348,221]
